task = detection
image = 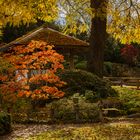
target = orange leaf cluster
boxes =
[0,40,66,101]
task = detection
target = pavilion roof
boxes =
[0,25,89,52]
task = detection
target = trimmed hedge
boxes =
[0,112,11,135]
[59,70,117,101]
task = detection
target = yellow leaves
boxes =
[0,0,59,27]
[109,24,140,44]
[107,2,140,44]
[80,24,88,33]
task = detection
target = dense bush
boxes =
[75,61,87,70]
[59,70,117,100]
[104,35,124,63]
[75,61,140,77]
[113,87,140,115]
[0,112,11,135]
[75,59,140,77]
[104,62,113,76]
[47,94,101,123]
[104,62,140,77]
[48,98,75,122]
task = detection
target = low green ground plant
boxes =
[113,86,140,114]
[47,94,101,123]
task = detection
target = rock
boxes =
[102,108,122,117]
[127,113,140,118]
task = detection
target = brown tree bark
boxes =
[87,0,108,78]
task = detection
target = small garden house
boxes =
[0,25,89,69]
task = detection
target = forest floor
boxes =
[0,118,140,140]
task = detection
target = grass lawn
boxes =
[112,86,140,93]
[17,122,140,140]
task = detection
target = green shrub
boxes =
[85,90,97,102]
[113,87,140,115]
[104,35,124,63]
[110,63,140,77]
[47,94,101,123]
[0,112,12,135]
[49,98,75,121]
[101,97,123,109]
[78,99,100,121]
[103,62,140,77]
[75,61,87,70]
[104,62,113,76]
[59,70,117,100]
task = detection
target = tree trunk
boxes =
[87,0,108,78]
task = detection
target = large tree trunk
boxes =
[87,0,108,78]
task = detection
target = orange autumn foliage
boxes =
[0,40,66,101]
[0,57,19,104]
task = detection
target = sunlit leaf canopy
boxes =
[0,0,140,44]
[0,0,58,29]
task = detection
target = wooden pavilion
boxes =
[0,25,89,69]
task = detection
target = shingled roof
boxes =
[0,25,89,52]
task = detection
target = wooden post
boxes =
[69,50,74,70]
[73,97,79,122]
[98,100,104,122]
[120,78,123,87]
[27,69,32,122]
[137,79,140,90]
[50,107,55,122]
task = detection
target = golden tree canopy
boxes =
[0,0,140,43]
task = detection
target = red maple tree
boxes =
[121,44,139,65]
[0,40,66,104]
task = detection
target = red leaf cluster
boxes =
[121,44,139,65]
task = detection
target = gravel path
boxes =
[0,118,139,140]
[0,124,53,140]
